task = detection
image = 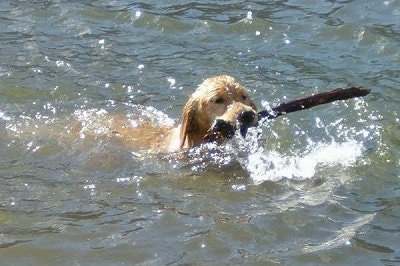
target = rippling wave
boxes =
[1,0,399,264]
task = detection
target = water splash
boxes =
[183,126,364,182]
[182,97,380,184]
[72,104,175,139]
[242,139,363,184]
[0,111,11,121]
[3,97,380,184]
[73,108,112,139]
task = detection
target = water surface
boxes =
[0,1,399,265]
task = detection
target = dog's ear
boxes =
[179,97,198,148]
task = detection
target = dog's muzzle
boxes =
[237,110,256,137]
[204,110,258,143]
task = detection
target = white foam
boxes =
[243,139,363,184]
[73,108,112,138]
[0,111,11,121]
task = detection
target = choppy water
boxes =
[0,1,399,265]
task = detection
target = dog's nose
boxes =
[238,110,256,126]
[238,111,256,137]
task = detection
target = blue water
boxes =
[0,1,399,265]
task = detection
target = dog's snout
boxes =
[238,110,257,137]
[238,110,256,125]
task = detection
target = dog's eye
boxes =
[214,97,224,104]
[242,95,248,101]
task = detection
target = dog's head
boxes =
[180,75,258,148]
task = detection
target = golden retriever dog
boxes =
[111,74,258,153]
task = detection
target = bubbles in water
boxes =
[240,11,254,24]
[167,77,176,89]
[98,39,105,50]
[43,102,56,115]
[283,33,291,44]
[83,182,96,196]
[246,11,253,20]
[0,111,11,121]
[10,199,16,206]
[141,106,175,127]
[231,184,247,191]
[244,140,363,184]
[55,60,70,68]
[73,108,112,139]
[315,117,324,128]
[131,7,143,20]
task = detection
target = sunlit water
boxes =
[1,1,399,265]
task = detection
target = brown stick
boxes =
[258,86,371,119]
